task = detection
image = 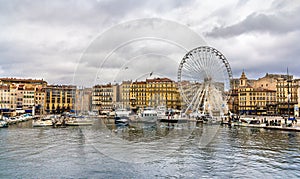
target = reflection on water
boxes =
[0,119,299,178]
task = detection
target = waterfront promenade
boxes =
[224,115,300,132]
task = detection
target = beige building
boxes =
[238,72,277,115]
[276,76,298,115]
[146,78,181,109]
[9,84,35,113]
[22,86,35,112]
[92,78,181,113]
[120,81,131,109]
[130,78,181,110]
[92,84,113,114]
[253,73,283,91]
[44,85,76,114]
[130,81,147,110]
[235,71,300,116]
[34,87,45,115]
[0,78,47,115]
[0,84,10,111]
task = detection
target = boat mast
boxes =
[287,67,291,122]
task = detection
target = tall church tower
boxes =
[239,70,247,87]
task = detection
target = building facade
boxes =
[234,72,300,116]
[0,78,47,115]
[44,85,76,114]
[130,78,181,110]
[130,81,147,110]
[0,84,10,111]
[146,78,181,109]
[92,84,113,114]
[120,81,131,109]
[237,72,277,115]
[34,87,45,115]
[276,76,298,115]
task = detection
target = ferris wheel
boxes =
[177,46,233,117]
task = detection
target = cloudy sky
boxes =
[0,0,299,86]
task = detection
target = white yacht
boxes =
[66,116,93,126]
[114,108,131,125]
[137,107,158,123]
[32,118,53,127]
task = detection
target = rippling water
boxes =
[0,119,300,178]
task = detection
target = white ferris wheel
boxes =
[177,46,233,117]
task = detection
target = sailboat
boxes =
[66,87,93,126]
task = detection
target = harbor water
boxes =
[0,119,300,178]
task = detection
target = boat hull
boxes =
[66,121,93,126]
[115,117,129,126]
[32,121,53,127]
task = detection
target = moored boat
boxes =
[136,107,158,123]
[0,120,8,128]
[114,108,130,125]
[231,117,264,128]
[65,116,93,126]
[32,119,53,127]
[32,115,59,127]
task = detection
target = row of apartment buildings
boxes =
[92,78,182,114]
[0,78,79,116]
[2,72,300,117]
[0,77,181,116]
[229,72,300,116]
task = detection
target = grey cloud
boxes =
[0,0,193,27]
[222,31,300,79]
[206,7,300,38]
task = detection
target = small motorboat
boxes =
[115,116,129,126]
[65,116,93,126]
[135,107,158,123]
[32,119,53,127]
[0,120,8,128]
[114,108,131,126]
